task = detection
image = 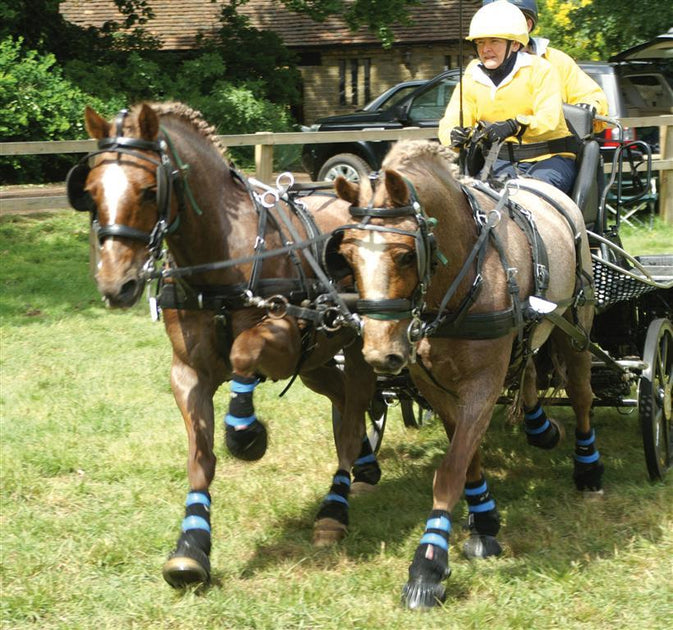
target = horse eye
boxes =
[396,251,416,268]
[142,187,157,203]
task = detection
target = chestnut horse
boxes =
[331,140,603,609]
[67,103,378,587]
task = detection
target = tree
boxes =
[537,0,673,60]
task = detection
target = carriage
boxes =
[67,101,671,608]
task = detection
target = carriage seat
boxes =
[563,104,604,233]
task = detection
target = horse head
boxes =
[67,104,172,308]
[334,169,426,374]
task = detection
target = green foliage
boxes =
[0,37,121,183]
[537,0,673,60]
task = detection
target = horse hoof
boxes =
[527,417,564,450]
[313,517,348,546]
[462,534,503,559]
[225,419,268,461]
[162,555,210,588]
[350,481,377,496]
[401,579,446,610]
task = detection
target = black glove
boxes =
[480,118,521,144]
[450,126,472,149]
[577,102,597,116]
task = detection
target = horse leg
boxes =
[550,327,604,495]
[162,355,217,588]
[402,364,506,610]
[309,342,377,545]
[520,354,564,449]
[462,450,503,559]
[225,316,302,461]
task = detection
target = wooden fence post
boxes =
[660,124,673,224]
[254,132,274,183]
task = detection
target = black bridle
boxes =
[65,109,181,259]
[325,176,440,336]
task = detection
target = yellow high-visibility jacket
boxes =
[534,38,609,128]
[538,42,607,114]
[438,52,574,162]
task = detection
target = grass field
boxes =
[1,212,672,629]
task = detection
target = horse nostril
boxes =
[119,279,138,301]
[385,354,405,372]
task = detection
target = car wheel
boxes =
[317,154,372,182]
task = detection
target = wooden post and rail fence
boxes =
[2,115,672,223]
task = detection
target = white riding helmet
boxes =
[467,0,530,47]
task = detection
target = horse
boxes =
[329,139,603,609]
[66,102,379,588]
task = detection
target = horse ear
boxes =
[84,106,111,139]
[384,169,410,207]
[334,176,360,205]
[138,103,160,141]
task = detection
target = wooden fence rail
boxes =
[2,115,672,221]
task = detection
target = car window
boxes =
[407,78,458,122]
[378,86,425,111]
[621,73,673,112]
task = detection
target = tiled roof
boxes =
[60,0,481,50]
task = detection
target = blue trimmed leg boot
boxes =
[524,402,561,450]
[163,490,212,588]
[314,470,351,545]
[573,429,604,494]
[463,477,502,559]
[225,374,267,461]
[401,510,452,610]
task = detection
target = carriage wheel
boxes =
[638,318,673,481]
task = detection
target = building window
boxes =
[339,59,346,106]
[363,58,371,103]
[338,58,371,106]
[350,59,358,105]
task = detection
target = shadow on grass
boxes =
[236,406,670,585]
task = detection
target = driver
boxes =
[482,0,608,125]
[438,0,578,194]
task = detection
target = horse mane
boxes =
[382,140,459,178]
[132,101,229,157]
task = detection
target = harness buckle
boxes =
[265,295,289,319]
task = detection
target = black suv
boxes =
[301,30,671,182]
[301,69,460,182]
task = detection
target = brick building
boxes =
[60,0,480,123]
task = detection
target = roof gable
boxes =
[60,0,481,50]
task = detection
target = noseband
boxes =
[66,109,181,256]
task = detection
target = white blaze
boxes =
[101,163,129,226]
[357,231,389,299]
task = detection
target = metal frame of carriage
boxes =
[329,109,673,482]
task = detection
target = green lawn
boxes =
[1,212,672,629]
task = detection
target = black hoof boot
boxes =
[524,404,562,450]
[225,419,268,461]
[402,545,450,610]
[463,534,503,559]
[163,532,211,588]
[463,479,502,559]
[353,459,382,486]
[402,510,451,610]
[573,459,604,495]
[574,429,604,495]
